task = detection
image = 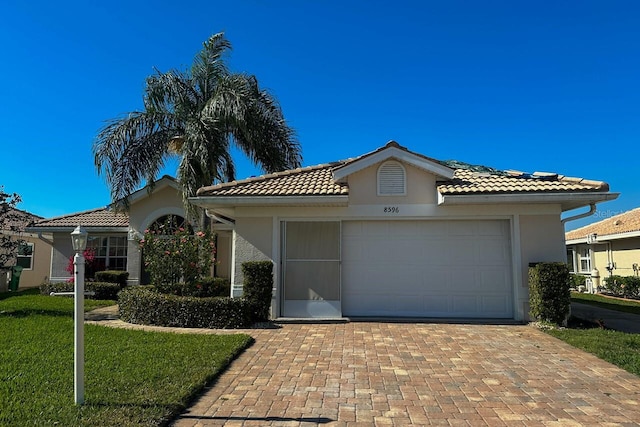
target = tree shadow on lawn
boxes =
[0,308,72,318]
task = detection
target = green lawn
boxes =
[571,292,640,315]
[0,289,252,426]
[546,327,640,377]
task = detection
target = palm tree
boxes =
[93,32,302,211]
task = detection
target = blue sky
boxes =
[1,1,638,231]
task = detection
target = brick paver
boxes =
[166,322,640,426]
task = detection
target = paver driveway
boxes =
[172,322,640,426]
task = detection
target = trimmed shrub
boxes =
[529,262,571,325]
[603,275,640,298]
[118,286,252,329]
[154,277,231,298]
[569,274,587,288]
[40,281,121,300]
[95,270,129,286]
[242,261,273,322]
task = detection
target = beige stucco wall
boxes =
[128,185,186,232]
[519,214,566,319]
[215,231,232,279]
[347,162,437,205]
[590,237,640,278]
[233,217,272,295]
[18,234,52,287]
[126,183,187,285]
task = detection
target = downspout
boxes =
[561,203,596,224]
[37,232,54,245]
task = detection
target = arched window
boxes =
[377,160,406,196]
[149,215,192,235]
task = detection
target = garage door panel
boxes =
[342,220,513,318]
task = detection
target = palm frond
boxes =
[94,111,180,205]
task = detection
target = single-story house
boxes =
[0,207,52,289]
[566,207,640,283]
[27,176,235,284]
[190,141,617,321]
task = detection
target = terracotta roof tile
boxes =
[32,208,129,228]
[437,169,608,195]
[195,151,609,199]
[565,208,640,240]
[196,163,349,197]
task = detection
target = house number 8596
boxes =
[384,206,399,213]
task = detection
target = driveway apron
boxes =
[172,322,640,426]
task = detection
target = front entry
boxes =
[282,221,341,317]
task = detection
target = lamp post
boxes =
[70,225,88,405]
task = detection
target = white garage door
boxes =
[342,220,513,318]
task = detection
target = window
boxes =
[566,249,575,273]
[377,161,406,196]
[87,236,128,271]
[16,242,34,270]
[577,246,591,273]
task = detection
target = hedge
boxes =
[603,275,640,298]
[95,270,129,286]
[40,281,122,300]
[154,277,231,298]
[529,262,571,325]
[118,286,253,329]
[242,261,274,322]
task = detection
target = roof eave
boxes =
[438,192,619,211]
[26,226,130,233]
[566,229,640,244]
[189,195,350,208]
[332,146,455,182]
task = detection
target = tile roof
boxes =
[565,207,640,241]
[31,208,129,228]
[196,160,608,198]
[438,169,609,195]
[196,163,350,197]
[1,207,42,230]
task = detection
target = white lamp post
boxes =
[70,225,88,405]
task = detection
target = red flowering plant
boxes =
[138,219,215,292]
[65,248,98,283]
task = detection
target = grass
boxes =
[0,289,253,426]
[571,291,640,315]
[546,326,640,377]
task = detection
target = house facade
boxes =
[566,207,640,286]
[191,141,617,321]
[0,207,52,289]
[28,176,195,285]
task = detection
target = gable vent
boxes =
[378,161,406,196]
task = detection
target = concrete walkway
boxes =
[86,308,640,425]
[571,302,640,334]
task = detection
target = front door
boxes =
[282,221,341,317]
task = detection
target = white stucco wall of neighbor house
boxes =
[232,217,273,297]
[518,213,566,319]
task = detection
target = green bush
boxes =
[242,261,273,322]
[95,270,129,286]
[40,281,121,300]
[604,275,640,298]
[569,274,587,288]
[154,277,231,298]
[138,221,215,287]
[118,286,252,329]
[529,262,571,325]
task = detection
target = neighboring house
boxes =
[190,141,617,321]
[26,176,210,285]
[0,207,52,289]
[565,207,640,283]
